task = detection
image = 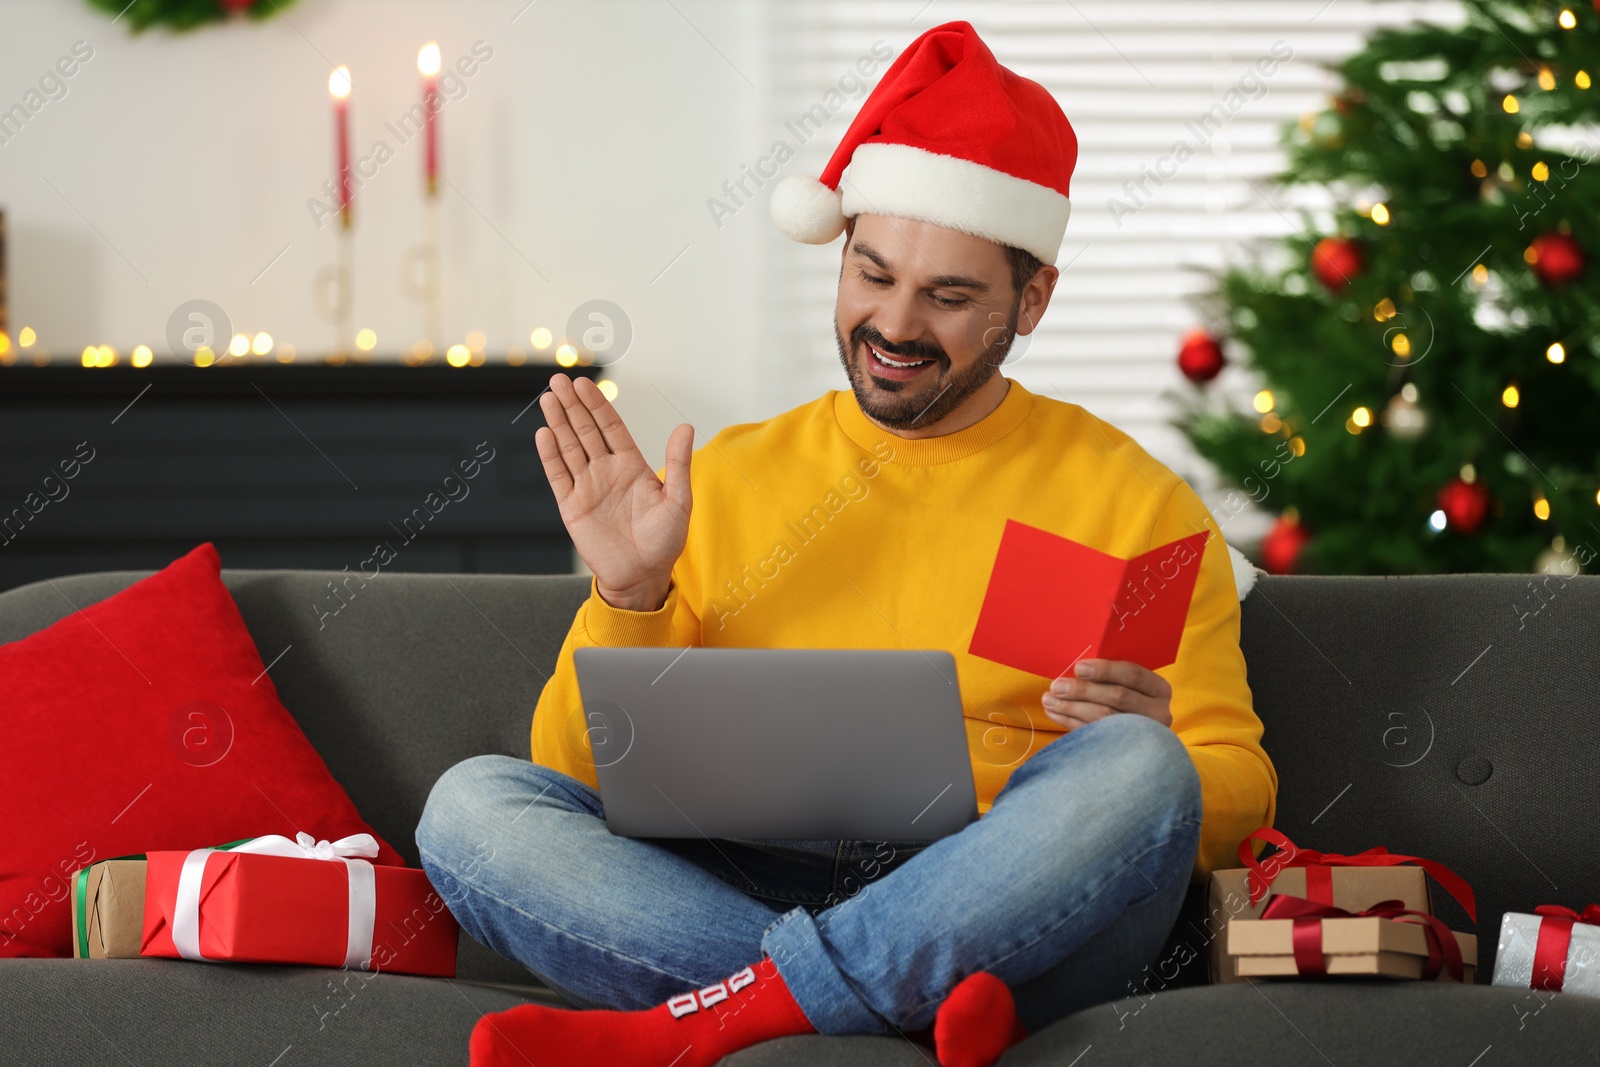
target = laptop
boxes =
[572,647,979,841]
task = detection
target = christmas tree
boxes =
[1172,0,1600,576]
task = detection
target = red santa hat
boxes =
[769,20,1079,264]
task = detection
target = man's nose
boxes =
[869,290,931,349]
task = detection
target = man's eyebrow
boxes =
[850,241,891,271]
[851,240,992,292]
[927,273,990,292]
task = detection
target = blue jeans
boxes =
[416,712,1201,1036]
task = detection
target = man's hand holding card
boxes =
[967,519,1211,733]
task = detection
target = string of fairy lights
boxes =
[0,325,620,402]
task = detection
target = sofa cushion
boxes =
[0,958,565,1064]
[0,545,403,959]
[2,961,1596,1066]
[957,981,1600,1066]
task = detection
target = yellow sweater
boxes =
[530,378,1277,879]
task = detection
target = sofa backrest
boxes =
[5,567,1594,980]
[1237,571,1600,980]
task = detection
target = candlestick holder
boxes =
[400,198,442,352]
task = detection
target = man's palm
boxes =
[534,374,693,610]
[555,437,690,589]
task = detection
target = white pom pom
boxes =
[769,174,846,244]
[1227,543,1262,600]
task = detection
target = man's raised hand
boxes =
[533,374,693,612]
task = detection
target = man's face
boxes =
[833,213,1025,432]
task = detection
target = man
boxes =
[417,20,1275,1067]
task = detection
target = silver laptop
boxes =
[572,647,979,841]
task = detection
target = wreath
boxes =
[85,0,298,32]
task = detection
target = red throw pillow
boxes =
[0,543,403,958]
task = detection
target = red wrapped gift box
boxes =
[141,835,457,976]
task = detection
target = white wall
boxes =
[0,0,768,464]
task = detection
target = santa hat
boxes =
[769,20,1079,264]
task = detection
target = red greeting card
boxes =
[967,519,1211,678]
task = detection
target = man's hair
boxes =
[843,215,1044,296]
[1003,245,1045,297]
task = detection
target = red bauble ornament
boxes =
[220,0,257,10]
[1177,328,1226,384]
[1436,477,1491,535]
[1528,232,1585,286]
[1260,515,1311,574]
[1311,237,1363,292]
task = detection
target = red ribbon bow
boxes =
[1530,904,1600,993]
[1259,893,1467,984]
[1238,827,1478,923]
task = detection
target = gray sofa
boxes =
[2,566,1597,1065]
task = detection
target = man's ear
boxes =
[1017,264,1060,338]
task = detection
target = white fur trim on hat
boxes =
[837,142,1072,263]
[769,174,848,245]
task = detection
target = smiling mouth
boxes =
[864,342,937,378]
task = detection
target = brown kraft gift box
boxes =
[1228,915,1477,982]
[71,859,148,959]
[1205,865,1432,983]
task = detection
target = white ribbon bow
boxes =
[171,832,380,970]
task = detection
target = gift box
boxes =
[1491,905,1600,998]
[1205,828,1477,984]
[1227,894,1477,983]
[72,858,148,959]
[140,833,458,977]
[70,837,259,960]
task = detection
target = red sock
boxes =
[469,955,815,1067]
[934,971,1029,1067]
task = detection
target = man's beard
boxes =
[834,298,1022,431]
